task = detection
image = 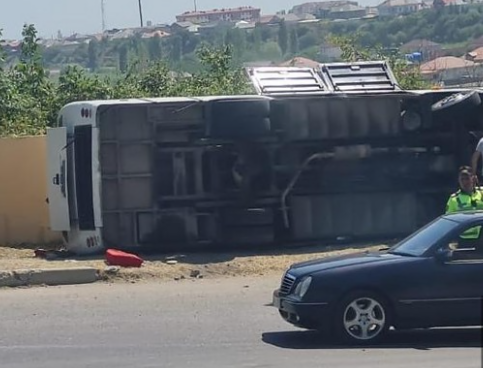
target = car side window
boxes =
[441,221,483,261]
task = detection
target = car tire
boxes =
[333,290,392,345]
[431,90,481,112]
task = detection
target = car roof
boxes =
[441,211,483,223]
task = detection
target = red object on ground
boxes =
[105,249,144,267]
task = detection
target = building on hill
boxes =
[141,30,171,39]
[419,56,483,86]
[377,0,429,17]
[257,15,279,25]
[290,1,360,16]
[256,13,303,26]
[327,3,368,19]
[170,21,199,33]
[175,6,261,24]
[234,20,257,30]
[465,47,483,63]
[279,56,320,68]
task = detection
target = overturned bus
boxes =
[46,61,483,255]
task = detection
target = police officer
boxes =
[446,166,483,213]
[446,166,483,242]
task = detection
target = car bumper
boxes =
[272,289,331,330]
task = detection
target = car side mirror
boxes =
[435,248,453,262]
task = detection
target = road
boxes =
[0,275,481,368]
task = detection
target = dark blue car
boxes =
[272,211,483,344]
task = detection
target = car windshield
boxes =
[387,217,461,257]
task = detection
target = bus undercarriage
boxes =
[52,62,483,254]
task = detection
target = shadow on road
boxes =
[262,327,482,350]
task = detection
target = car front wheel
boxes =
[334,290,391,344]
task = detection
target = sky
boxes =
[1,0,380,40]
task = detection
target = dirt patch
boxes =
[0,243,389,283]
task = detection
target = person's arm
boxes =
[472,151,480,175]
[472,138,483,175]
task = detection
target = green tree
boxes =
[289,28,299,55]
[119,44,129,73]
[0,24,256,137]
[148,35,162,60]
[278,20,289,56]
[170,35,183,62]
[252,26,263,52]
[1,24,55,136]
[87,39,100,71]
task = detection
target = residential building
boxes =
[256,13,302,25]
[465,47,483,63]
[377,0,427,16]
[419,56,483,85]
[279,56,320,68]
[442,0,466,4]
[290,1,359,16]
[328,4,368,19]
[297,13,318,20]
[141,30,171,39]
[170,21,200,33]
[272,13,302,23]
[234,20,256,30]
[258,15,278,25]
[175,6,261,24]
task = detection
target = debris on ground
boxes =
[105,249,144,268]
[0,243,389,283]
[104,266,121,275]
[34,248,74,260]
[190,270,202,278]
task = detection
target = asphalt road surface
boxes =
[0,275,481,368]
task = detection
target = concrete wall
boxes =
[0,135,61,245]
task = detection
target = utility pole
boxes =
[138,0,144,27]
[101,0,106,31]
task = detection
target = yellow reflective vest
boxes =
[445,187,483,238]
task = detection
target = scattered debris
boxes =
[34,248,74,260]
[104,266,121,275]
[1,243,386,283]
[105,249,143,268]
[165,255,186,261]
[190,270,202,278]
[166,260,178,265]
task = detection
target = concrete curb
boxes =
[0,267,100,288]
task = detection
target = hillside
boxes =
[3,4,483,76]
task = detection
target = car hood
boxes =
[287,250,405,277]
